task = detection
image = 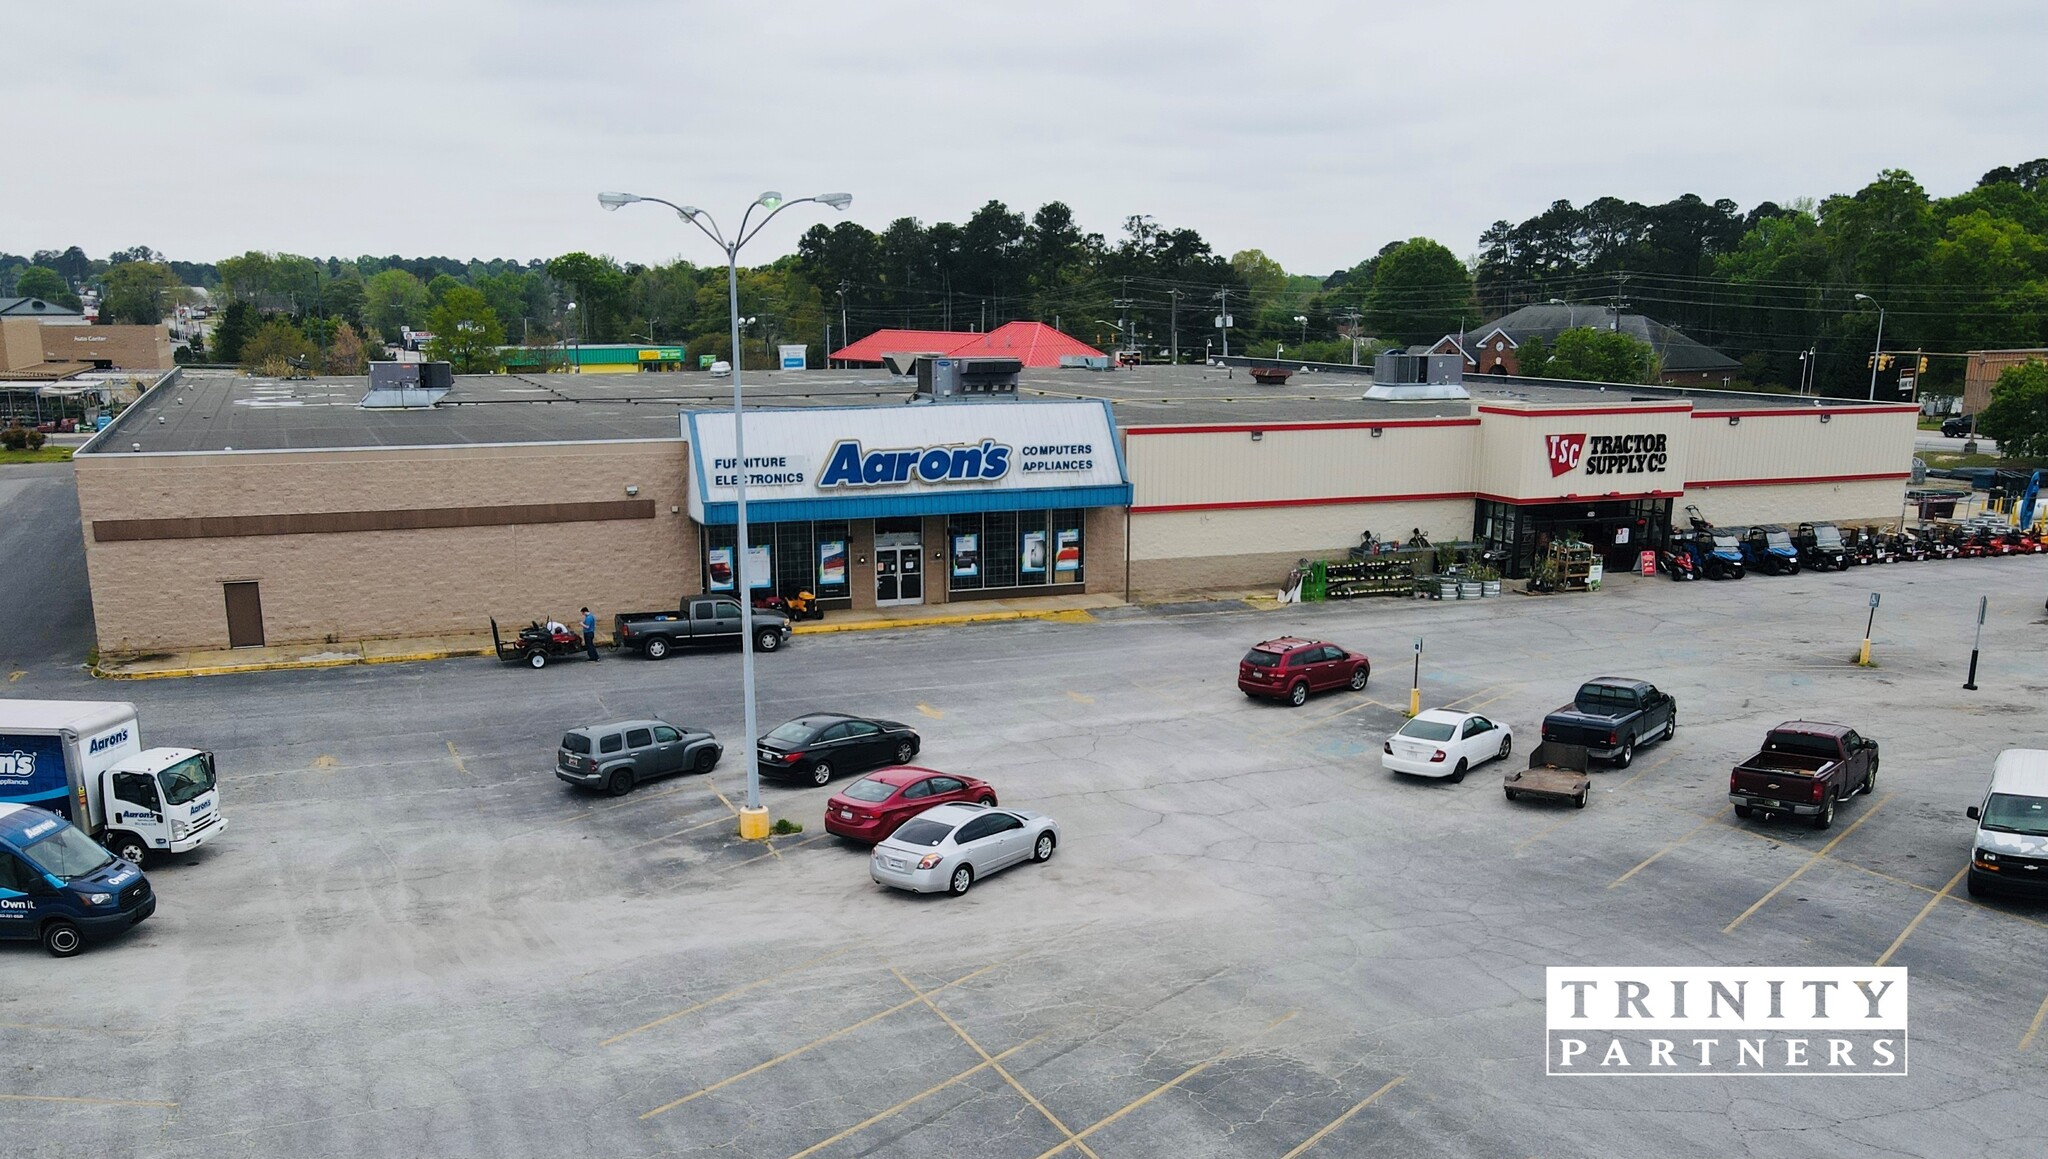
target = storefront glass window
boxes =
[983,512,1019,589]
[1051,508,1084,584]
[946,516,983,591]
[813,521,850,599]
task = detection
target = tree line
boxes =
[4,157,2043,393]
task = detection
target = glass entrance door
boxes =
[874,546,925,606]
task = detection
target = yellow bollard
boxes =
[1409,686,1421,716]
[1858,638,1872,666]
[738,805,771,840]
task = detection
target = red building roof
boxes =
[830,322,1102,368]
[828,329,973,366]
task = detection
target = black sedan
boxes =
[757,713,920,786]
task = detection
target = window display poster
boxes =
[1021,529,1047,574]
[1614,526,1631,545]
[1054,528,1080,573]
[707,547,735,591]
[819,540,847,586]
[951,533,980,578]
[745,544,773,589]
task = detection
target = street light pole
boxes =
[1856,293,1884,401]
[600,188,852,837]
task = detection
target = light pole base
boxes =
[738,806,771,840]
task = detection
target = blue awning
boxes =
[696,483,1131,525]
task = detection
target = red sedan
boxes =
[823,767,997,842]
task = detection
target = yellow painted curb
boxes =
[793,608,1095,634]
[96,645,493,681]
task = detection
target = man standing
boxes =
[581,607,600,661]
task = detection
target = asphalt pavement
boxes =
[0,463,96,679]
[4,468,2048,1158]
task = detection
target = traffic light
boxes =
[1878,354,1895,371]
[1867,355,1875,368]
[1919,356,1929,373]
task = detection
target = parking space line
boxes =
[0,1094,176,1108]
[1067,690,1095,705]
[445,740,475,781]
[1028,1011,1298,1159]
[918,703,943,718]
[1610,751,1676,792]
[1270,696,1393,739]
[782,1034,1046,1159]
[2019,992,2048,1052]
[1874,865,1969,967]
[1722,794,1893,934]
[1277,1075,1406,1159]
[601,943,863,1047]
[624,813,743,850]
[889,967,1102,1159]
[640,960,1009,1119]
[0,1022,151,1037]
[728,832,830,870]
[1608,815,1720,889]
[1442,684,1507,709]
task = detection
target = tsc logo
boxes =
[1546,433,1587,477]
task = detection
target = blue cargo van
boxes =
[0,803,155,956]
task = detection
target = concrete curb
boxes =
[793,608,1097,634]
[95,646,494,681]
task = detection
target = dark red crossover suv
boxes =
[823,766,998,842]
[1237,637,1371,707]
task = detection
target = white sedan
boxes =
[870,802,1060,896]
[1382,710,1514,781]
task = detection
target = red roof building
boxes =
[830,321,1102,369]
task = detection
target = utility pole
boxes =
[1113,295,1134,357]
[1215,288,1232,358]
[1168,289,1180,364]
[837,282,849,365]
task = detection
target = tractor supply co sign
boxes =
[1546,432,1671,478]
[684,401,1126,518]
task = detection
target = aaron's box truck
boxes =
[0,700,224,866]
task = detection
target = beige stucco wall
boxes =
[1684,408,1918,484]
[75,440,696,655]
[1681,479,1910,527]
[1474,403,1692,501]
[1128,498,1469,598]
[1125,419,1479,509]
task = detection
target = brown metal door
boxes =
[223,582,265,648]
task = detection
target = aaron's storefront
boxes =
[684,401,1133,612]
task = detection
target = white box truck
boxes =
[0,700,224,866]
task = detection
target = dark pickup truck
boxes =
[1728,722,1878,830]
[1540,678,1677,767]
[614,596,792,659]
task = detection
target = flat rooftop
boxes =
[84,365,1888,455]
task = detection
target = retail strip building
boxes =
[72,366,1916,656]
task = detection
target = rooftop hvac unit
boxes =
[1362,351,1469,401]
[915,356,1021,401]
[362,360,453,408]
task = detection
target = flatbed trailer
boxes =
[1504,741,1591,808]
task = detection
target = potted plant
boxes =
[1458,571,1482,599]
[1526,559,1561,594]
[1476,565,1502,597]
[1434,543,1459,574]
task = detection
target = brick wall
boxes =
[75,440,695,655]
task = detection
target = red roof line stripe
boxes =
[1476,404,1693,417]
[1690,406,1921,418]
[1132,491,1476,513]
[1124,418,1480,435]
[1685,472,1911,487]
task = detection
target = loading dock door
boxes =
[223,582,265,648]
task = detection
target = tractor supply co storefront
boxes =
[684,401,1132,612]
[1124,399,1919,593]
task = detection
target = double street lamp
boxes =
[599,188,852,836]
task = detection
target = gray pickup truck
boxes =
[1539,678,1677,768]
[614,596,792,659]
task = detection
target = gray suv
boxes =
[557,719,722,796]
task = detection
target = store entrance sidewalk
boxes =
[92,592,1129,680]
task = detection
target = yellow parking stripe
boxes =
[1723,794,1893,933]
[1874,865,1969,967]
[601,943,862,1047]
[1278,1076,1406,1159]
[782,1036,1046,1159]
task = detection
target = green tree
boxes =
[364,269,428,343]
[1363,238,1476,347]
[1976,359,2048,461]
[210,301,258,363]
[544,252,629,342]
[15,265,80,309]
[101,261,181,324]
[424,287,505,373]
[1516,328,1659,384]
[240,318,318,375]
[321,277,368,329]
[426,273,463,306]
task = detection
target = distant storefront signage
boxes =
[684,402,1129,524]
[779,344,808,370]
[1546,432,1669,478]
[637,347,684,361]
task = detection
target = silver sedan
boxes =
[869,802,1059,896]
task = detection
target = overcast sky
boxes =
[10,1,2043,275]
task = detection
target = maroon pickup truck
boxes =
[1728,722,1879,830]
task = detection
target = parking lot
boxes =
[6,472,2048,1157]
